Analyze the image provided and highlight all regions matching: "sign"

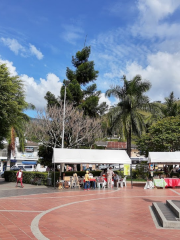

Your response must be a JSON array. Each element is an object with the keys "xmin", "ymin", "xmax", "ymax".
[
  {"xmin": 25, "ymin": 147, "xmax": 34, "ymax": 152},
  {"xmin": 124, "ymin": 164, "xmax": 130, "ymax": 175}
]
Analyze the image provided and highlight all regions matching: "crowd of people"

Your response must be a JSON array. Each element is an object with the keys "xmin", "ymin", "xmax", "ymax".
[{"xmin": 83, "ymin": 167, "xmax": 121, "ymax": 190}]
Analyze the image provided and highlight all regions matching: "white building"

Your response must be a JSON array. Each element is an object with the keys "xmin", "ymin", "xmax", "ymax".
[
  {"xmin": 0, "ymin": 145, "xmax": 7, "ymax": 172},
  {"xmin": 0, "ymin": 139, "xmax": 46, "ymax": 172}
]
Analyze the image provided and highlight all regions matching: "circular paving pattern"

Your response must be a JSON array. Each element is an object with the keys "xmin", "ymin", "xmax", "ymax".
[{"xmin": 1, "ymin": 182, "xmax": 180, "ymax": 239}]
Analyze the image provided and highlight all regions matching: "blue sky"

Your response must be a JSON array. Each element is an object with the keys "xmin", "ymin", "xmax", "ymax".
[{"xmin": 1, "ymin": 0, "xmax": 180, "ymax": 117}]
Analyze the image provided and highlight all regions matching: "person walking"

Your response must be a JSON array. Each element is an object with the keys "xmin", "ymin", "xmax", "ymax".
[
  {"xmin": 84, "ymin": 170, "xmax": 90, "ymax": 191},
  {"xmin": 16, "ymin": 169, "xmax": 24, "ymax": 188},
  {"xmin": 107, "ymin": 167, "xmax": 114, "ymax": 188}
]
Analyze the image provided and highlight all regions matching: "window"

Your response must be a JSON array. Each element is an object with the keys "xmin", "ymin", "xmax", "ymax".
[{"xmin": 24, "ymin": 166, "xmax": 33, "ymax": 169}]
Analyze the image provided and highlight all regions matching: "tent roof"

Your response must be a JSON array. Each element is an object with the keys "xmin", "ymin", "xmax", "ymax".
[
  {"xmin": 52, "ymin": 149, "xmax": 131, "ymax": 164},
  {"xmin": 148, "ymin": 152, "xmax": 180, "ymax": 164}
]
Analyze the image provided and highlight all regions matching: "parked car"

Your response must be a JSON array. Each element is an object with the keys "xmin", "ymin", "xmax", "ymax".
[
  {"xmin": 0, "ymin": 171, "xmax": 4, "ymax": 178},
  {"xmin": 10, "ymin": 166, "xmax": 26, "ymax": 171},
  {"xmin": 98, "ymin": 164, "xmax": 108, "ymax": 170},
  {"xmin": 109, "ymin": 164, "xmax": 120, "ymax": 169}
]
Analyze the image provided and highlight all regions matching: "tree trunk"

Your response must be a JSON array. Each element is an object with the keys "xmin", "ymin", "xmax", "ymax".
[
  {"xmin": 127, "ymin": 129, "xmax": 131, "ymax": 157},
  {"xmin": 6, "ymin": 145, "xmax": 11, "ymax": 170},
  {"xmin": 60, "ymin": 163, "xmax": 65, "ymax": 180}
]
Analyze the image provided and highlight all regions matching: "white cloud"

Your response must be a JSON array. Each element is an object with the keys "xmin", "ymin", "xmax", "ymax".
[
  {"xmin": 1, "ymin": 37, "xmax": 25, "ymax": 55},
  {"xmin": 99, "ymin": 93, "xmax": 111, "ymax": 107},
  {"xmin": 61, "ymin": 24, "xmax": 84, "ymax": 44},
  {"xmin": 1, "ymin": 37, "xmax": 44, "ymax": 60},
  {"xmin": 138, "ymin": 0, "xmax": 180, "ymax": 22},
  {"xmin": 132, "ymin": 0, "xmax": 180, "ymax": 38},
  {"xmin": 21, "ymin": 73, "xmax": 62, "ymax": 108},
  {"xmin": 121, "ymin": 51, "xmax": 180, "ymax": 102},
  {"xmin": 0, "ymin": 58, "xmax": 62, "ymax": 108},
  {"xmin": 0, "ymin": 58, "xmax": 18, "ymax": 76},
  {"xmin": 29, "ymin": 44, "xmax": 44, "ymax": 60},
  {"xmin": 89, "ymin": 0, "xmax": 180, "ymax": 101}
]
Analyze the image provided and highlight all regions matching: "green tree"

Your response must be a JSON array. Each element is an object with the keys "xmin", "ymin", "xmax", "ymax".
[
  {"xmin": 46, "ymin": 46, "xmax": 108, "ymax": 118},
  {"xmin": 105, "ymin": 75, "xmax": 154, "ymax": 157},
  {"xmin": 64, "ymin": 46, "xmax": 107, "ymax": 117},
  {"xmin": 161, "ymin": 91, "xmax": 180, "ymax": 117},
  {"xmin": 79, "ymin": 83, "xmax": 108, "ymax": 117},
  {"xmin": 60, "ymin": 79, "xmax": 83, "ymax": 107},
  {"xmin": 7, "ymin": 112, "xmax": 31, "ymax": 169},
  {"xmin": 38, "ymin": 145, "xmax": 53, "ymax": 167},
  {"xmin": 66, "ymin": 46, "xmax": 99, "ymax": 85},
  {"xmin": 0, "ymin": 64, "xmax": 33, "ymax": 169},
  {"xmin": 44, "ymin": 91, "xmax": 59, "ymax": 108},
  {"xmin": 0, "ymin": 64, "xmax": 29, "ymax": 145},
  {"xmin": 136, "ymin": 116, "xmax": 180, "ymax": 156}
]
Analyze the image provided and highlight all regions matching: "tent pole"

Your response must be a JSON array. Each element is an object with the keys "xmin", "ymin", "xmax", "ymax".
[
  {"xmin": 54, "ymin": 162, "xmax": 55, "ymax": 189},
  {"xmin": 131, "ymin": 164, "xmax": 133, "ymax": 189}
]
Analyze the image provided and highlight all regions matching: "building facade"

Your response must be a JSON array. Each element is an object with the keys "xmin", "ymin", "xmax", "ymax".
[{"xmin": 0, "ymin": 139, "xmax": 46, "ymax": 172}]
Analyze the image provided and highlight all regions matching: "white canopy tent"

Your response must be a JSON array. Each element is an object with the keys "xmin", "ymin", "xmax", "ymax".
[
  {"xmin": 52, "ymin": 148, "xmax": 131, "ymax": 164},
  {"xmin": 148, "ymin": 152, "xmax": 180, "ymax": 164}
]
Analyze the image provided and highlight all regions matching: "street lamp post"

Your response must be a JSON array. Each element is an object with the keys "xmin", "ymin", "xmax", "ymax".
[
  {"xmin": 60, "ymin": 86, "xmax": 66, "ymax": 178},
  {"xmin": 62, "ymin": 86, "xmax": 66, "ymax": 149}
]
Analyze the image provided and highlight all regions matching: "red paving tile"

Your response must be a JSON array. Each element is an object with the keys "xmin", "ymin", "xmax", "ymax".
[{"xmin": 0, "ymin": 185, "xmax": 180, "ymax": 239}]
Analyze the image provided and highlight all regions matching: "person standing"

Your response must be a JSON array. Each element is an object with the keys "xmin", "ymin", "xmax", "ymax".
[
  {"xmin": 113, "ymin": 173, "xmax": 119, "ymax": 187},
  {"xmin": 84, "ymin": 170, "xmax": 90, "ymax": 191},
  {"xmin": 107, "ymin": 167, "xmax": 114, "ymax": 188},
  {"xmin": 89, "ymin": 164, "xmax": 92, "ymax": 171},
  {"xmin": 16, "ymin": 169, "xmax": 24, "ymax": 188}
]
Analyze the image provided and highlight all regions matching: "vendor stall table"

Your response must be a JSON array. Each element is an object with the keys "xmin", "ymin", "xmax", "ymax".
[
  {"xmin": 83, "ymin": 178, "xmax": 96, "ymax": 189},
  {"xmin": 153, "ymin": 179, "xmax": 167, "ymax": 188},
  {"xmin": 164, "ymin": 178, "xmax": 180, "ymax": 188},
  {"xmin": 83, "ymin": 178, "xmax": 96, "ymax": 182}
]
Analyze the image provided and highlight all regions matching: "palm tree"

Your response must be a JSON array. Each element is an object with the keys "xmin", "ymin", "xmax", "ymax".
[
  {"xmin": 105, "ymin": 75, "xmax": 154, "ymax": 157},
  {"xmin": 161, "ymin": 92, "xmax": 180, "ymax": 117},
  {"xmin": 6, "ymin": 112, "xmax": 32, "ymax": 170}
]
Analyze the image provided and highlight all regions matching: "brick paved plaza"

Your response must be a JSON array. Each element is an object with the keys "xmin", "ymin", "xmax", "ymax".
[{"xmin": 0, "ymin": 180, "xmax": 180, "ymax": 240}]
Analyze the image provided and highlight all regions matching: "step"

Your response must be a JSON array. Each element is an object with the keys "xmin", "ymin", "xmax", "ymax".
[
  {"xmin": 152, "ymin": 202, "xmax": 180, "ymax": 228},
  {"xmin": 166, "ymin": 200, "xmax": 180, "ymax": 219}
]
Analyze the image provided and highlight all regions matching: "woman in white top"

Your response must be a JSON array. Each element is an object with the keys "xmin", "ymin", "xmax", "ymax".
[{"xmin": 16, "ymin": 169, "xmax": 24, "ymax": 188}]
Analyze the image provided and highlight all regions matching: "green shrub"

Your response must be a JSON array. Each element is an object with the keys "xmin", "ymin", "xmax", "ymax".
[
  {"xmin": 4, "ymin": 171, "xmax": 16, "ymax": 182},
  {"xmin": 4, "ymin": 171, "xmax": 49, "ymax": 185},
  {"xmin": 51, "ymin": 171, "xmax": 60, "ymax": 184},
  {"xmin": 170, "ymin": 172, "xmax": 180, "ymax": 178},
  {"xmin": 114, "ymin": 170, "xmax": 124, "ymax": 178}
]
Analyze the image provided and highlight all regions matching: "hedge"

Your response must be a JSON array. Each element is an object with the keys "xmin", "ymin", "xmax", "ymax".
[
  {"xmin": 170, "ymin": 172, "xmax": 180, "ymax": 178},
  {"xmin": 4, "ymin": 171, "xmax": 49, "ymax": 185},
  {"xmin": 4, "ymin": 169, "xmax": 157, "ymax": 185}
]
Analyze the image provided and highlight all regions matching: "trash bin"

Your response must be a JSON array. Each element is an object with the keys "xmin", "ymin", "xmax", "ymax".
[{"xmin": 47, "ymin": 178, "xmax": 52, "ymax": 186}]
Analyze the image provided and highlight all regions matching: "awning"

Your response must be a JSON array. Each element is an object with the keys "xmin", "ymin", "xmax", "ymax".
[
  {"xmin": 22, "ymin": 161, "xmax": 37, "ymax": 165},
  {"xmin": 11, "ymin": 159, "xmax": 17, "ymax": 163},
  {"xmin": 148, "ymin": 152, "xmax": 180, "ymax": 164},
  {"xmin": 52, "ymin": 149, "xmax": 131, "ymax": 164}
]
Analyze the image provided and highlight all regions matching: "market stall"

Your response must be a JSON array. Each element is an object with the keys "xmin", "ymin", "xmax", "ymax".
[
  {"xmin": 53, "ymin": 148, "xmax": 131, "ymax": 164},
  {"xmin": 52, "ymin": 148, "xmax": 131, "ymax": 188},
  {"xmin": 148, "ymin": 152, "xmax": 180, "ymax": 188},
  {"xmin": 148, "ymin": 152, "xmax": 180, "ymax": 165}
]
